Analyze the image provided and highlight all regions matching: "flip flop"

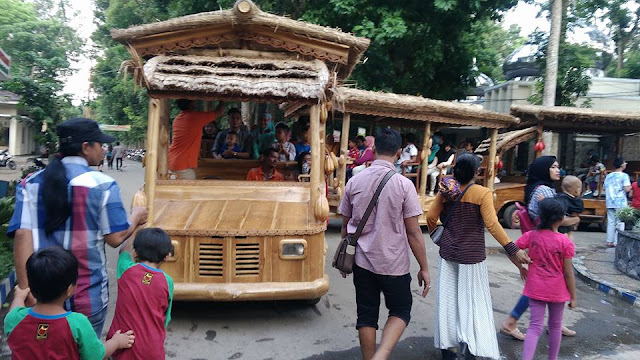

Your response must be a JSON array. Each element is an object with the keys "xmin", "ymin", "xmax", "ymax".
[
  {"xmin": 545, "ymin": 326, "xmax": 576, "ymax": 337},
  {"xmin": 500, "ymin": 327, "xmax": 525, "ymax": 340}
]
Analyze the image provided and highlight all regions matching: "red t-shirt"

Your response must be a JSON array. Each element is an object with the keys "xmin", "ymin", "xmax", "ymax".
[
  {"xmin": 107, "ymin": 253, "xmax": 173, "ymax": 360},
  {"xmin": 168, "ymin": 110, "xmax": 220, "ymax": 171},
  {"xmin": 632, "ymin": 182, "xmax": 640, "ymax": 209}
]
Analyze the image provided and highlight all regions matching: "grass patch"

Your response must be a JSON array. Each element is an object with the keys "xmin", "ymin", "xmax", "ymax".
[{"xmin": 0, "ymin": 225, "xmax": 13, "ymax": 279}]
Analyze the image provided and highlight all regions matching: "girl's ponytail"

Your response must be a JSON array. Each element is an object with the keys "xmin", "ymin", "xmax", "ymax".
[{"xmin": 42, "ymin": 155, "xmax": 71, "ymax": 234}]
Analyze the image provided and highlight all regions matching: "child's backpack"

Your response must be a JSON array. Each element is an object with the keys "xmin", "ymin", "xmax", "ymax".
[{"xmin": 515, "ymin": 202, "xmax": 539, "ymax": 234}]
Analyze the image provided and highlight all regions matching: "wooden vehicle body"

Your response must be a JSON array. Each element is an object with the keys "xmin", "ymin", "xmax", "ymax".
[
  {"xmin": 493, "ymin": 104, "xmax": 640, "ymax": 230},
  {"xmin": 112, "ymin": 0, "xmax": 370, "ymax": 301},
  {"xmin": 283, "ymin": 87, "xmax": 521, "ymax": 225}
]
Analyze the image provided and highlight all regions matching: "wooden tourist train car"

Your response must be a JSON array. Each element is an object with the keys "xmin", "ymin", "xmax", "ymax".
[
  {"xmin": 111, "ymin": 0, "xmax": 370, "ymax": 302},
  {"xmin": 477, "ymin": 104, "xmax": 640, "ymax": 230},
  {"xmin": 283, "ymin": 87, "xmax": 521, "ymax": 225}
]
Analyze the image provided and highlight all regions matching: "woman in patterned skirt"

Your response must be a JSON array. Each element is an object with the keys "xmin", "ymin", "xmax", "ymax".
[{"xmin": 427, "ymin": 154, "xmax": 531, "ymax": 359}]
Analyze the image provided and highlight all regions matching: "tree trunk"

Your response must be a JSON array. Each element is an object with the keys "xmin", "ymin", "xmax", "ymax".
[
  {"xmin": 543, "ymin": 0, "xmax": 564, "ymax": 107},
  {"xmin": 617, "ymin": 34, "xmax": 625, "ymax": 71}
]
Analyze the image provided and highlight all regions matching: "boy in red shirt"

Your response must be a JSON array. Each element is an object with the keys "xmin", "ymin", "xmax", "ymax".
[
  {"xmin": 107, "ymin": 228, "xmax": 174, "ymax": 359},
  {"xmin": 4, "ymin": 247, "xmax": 134, "ymax": 360}
]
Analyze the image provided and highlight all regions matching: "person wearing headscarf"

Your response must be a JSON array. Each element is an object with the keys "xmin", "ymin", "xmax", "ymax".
[
  {"xmin": 352, "ymin": 136, "xmax": 375, "ymax": 176},
  {"xmin": 427, "ymin": 141, "xmax": 455, "ymax": 196},
  {"xmin": 501, "ymin": 155, "xmax": 578, "ymax": 340}
]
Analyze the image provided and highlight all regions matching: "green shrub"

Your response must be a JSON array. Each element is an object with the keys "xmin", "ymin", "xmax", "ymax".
[
  {"xmin": 0, "ymin": 196, "xmax": 15, "ymax": 225},
  {"xmin": 616, "ymin": 207, "xmax": 640, "ymax": 223},
  {"xmin": 0, "ymin": 226, "xmax": 13, "ymax": 279}
]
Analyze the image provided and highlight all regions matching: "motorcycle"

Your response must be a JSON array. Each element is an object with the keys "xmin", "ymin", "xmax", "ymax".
[
  {"xmin": 26, "ymin": 157, "xmax": 47, "ymax": 171},
  {"xmin": 0, "ymin": 149, "xmax": 16, "ymax": 170}
]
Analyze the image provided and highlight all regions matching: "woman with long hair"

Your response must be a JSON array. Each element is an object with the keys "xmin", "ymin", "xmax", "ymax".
[
  {"xmin": 501, "ymin": 156, "xmax": 578, "ymax": 340},
  {"xmin": 7, "ymin": 118, "xmax": 148, "ymax": 336},
  {"xmin": 427, "ymin": 154, "xmax": 530, "ymax": 359}
]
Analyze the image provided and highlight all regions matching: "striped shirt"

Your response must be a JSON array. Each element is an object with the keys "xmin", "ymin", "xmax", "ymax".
[
  {"xmin": 528, "ymin": 185, "xmax": 556, "ymax": 220},
  {"xmin": 7, "ymin": 156, "xmax": 130, "ymax": 317},
  {"xmin": 426, "ymin": 184, "xmax": 519, "ymax": 264}
]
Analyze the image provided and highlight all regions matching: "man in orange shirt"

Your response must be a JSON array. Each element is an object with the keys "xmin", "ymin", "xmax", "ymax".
[
  {"xmin": 246, "ymin": 148, "xmax": 284, "ymax": 181},
  {"xmin": 168, "ymin": 99, "xmax": 225, "ymax": 179}
]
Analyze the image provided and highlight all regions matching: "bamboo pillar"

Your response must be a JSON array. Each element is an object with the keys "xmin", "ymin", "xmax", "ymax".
[
  {"xmin": 616, "ymin": 134, "xmax": 623, "ymax": 158},
  {"xmin": 337, "ymin": 113, "xmax": 351, "ymax": 206},
  {"xmin": 487, "ymin": 128, "xmax": 498, "ymax": 191},
  {"xmin": 157, "ymin": 99, "xmax": 170, "ymax": 179},
  {"xmin": 419, "ymin": 121, "xmax": 432, "ymax": 197},
  {"xmin": 309, "ymin": 104, "xmax": 322, "ymax": 222},
  {"xmin": 145, "ymin": 98, "xmax": 161, "ymax": 223}
]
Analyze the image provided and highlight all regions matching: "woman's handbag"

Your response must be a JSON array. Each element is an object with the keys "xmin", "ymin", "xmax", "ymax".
[
  {"xmin": 429, "ymin": 184, "xmax": 474, "ymax": 246},
  {"xmin": 332, "ymin": 170, "xmax": 396, "ymax": 274}
]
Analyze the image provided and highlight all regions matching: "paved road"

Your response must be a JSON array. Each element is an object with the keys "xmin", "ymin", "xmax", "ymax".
[{"xmin": 6, "ymin": 161, "xmax": 639, "ymax": 359}]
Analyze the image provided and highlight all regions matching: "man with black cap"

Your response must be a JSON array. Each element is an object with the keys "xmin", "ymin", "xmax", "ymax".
[{"xmin": 7, "ymin": 117, "xmax": 148, "ymax": 336}]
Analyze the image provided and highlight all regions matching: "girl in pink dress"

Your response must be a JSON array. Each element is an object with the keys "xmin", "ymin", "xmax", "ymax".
[{"xmin": 517, "ymin": 198, "xmax": 577, "ymax": 360}]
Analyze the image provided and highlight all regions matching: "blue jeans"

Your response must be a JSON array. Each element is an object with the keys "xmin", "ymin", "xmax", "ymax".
[
  {"xmin": 88, "ymin": 307, "xmax": 108, "ymax": 337},
  {"xmin": 510, "ymin": 295, "xmax": 529, "ymax": 320}
]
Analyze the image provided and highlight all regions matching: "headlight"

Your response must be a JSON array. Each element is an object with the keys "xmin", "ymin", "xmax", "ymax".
[{"xmin": 279, "ymin": 239, "xmax": 307, "ymax": 259}]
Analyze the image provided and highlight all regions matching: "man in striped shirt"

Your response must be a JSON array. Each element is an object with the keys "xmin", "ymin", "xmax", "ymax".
[{"xmin": 8, "ymin": 118, "xmax": 148, "ymax": 336}]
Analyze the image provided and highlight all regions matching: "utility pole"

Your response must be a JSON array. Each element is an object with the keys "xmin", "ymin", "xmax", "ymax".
[{"xmin": 543, "ymin": 0, "xmax": 563, "ymax": 106}]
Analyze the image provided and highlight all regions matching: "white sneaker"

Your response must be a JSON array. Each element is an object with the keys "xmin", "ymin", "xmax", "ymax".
[
  {"xmin": 428, "ymin": 191, "xmax": 435, "ymax": 197},
  {"xmin": 593, "ymin": 190, "xmax": 599, "ymax": 196},
  {"xmin": 583, "ymin": 190, "xmax": 592, "ymax": 196}
]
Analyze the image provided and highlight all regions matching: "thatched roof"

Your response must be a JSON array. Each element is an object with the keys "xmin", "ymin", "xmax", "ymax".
[
  {"xmin": 330, "ymin": 88, "xmax": 520, "ymax": 128},
  {"xmin": 510, "ymin": 104, "xmax": 640, "ymax": 133},
  {"xmin": 143, "ymin": 55, "xmax": 329, "ymax": 102},
  {"xmin": 111, "ymin": 0, "xmax": 369, "ymax": 82},
  {"xmin": 475, "ymin": 127, "xmax": 537, "ymax": 154}
]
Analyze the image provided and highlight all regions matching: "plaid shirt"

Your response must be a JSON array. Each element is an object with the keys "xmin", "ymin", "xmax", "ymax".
[{"xmin": 7, "ymin": 156, "xmax": 130, "ymax": 317}]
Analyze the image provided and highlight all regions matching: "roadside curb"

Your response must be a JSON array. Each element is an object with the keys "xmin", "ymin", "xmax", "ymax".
[
  {"xmin": 573, "ymin": 257, "xmax": 640, "ymax": 307},
  {"xmin": 0, "ymin": 269, "xmax": 16, "ymax": 305}
]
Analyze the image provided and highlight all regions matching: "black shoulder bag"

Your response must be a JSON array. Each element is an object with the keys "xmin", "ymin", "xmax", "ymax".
[
  {"xmin": 429, "ymin": 184, "xmax": 474, "ymax": 246},
  {"xmin": 332, "ymin": 170, "xmax": 396, "ymax": 274}
]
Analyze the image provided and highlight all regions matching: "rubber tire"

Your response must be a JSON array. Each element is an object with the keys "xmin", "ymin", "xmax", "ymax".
[
  {"xmin": 502, "ymin": 204, "xmax": 518, "ymax": 229},
  {"xmin": 304, "ymin": 297, "xmax": 322, "ymax": 306},
  {"xmin": 8, "ymin": 160, "xmax": 16, "ymax": 170}
]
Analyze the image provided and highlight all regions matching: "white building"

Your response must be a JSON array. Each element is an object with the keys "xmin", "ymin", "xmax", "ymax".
[{"xmin": 0, "ymin": 90, "xmax": 36, "ymax": 155}]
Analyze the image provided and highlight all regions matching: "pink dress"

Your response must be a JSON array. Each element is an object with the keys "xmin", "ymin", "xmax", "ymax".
[{"xmin": 516, "ymin": 230, "xmax": 575, "ymax": 302}]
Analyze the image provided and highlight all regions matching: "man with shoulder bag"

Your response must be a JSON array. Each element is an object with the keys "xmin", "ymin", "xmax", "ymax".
[{"xmin": 337, "ymin": 128, "xmax": 430, "ymax": 360}]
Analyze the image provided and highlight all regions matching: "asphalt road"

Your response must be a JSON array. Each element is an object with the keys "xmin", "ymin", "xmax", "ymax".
[{"xmin": 6, "ymin": 160, "xmax": 640, "ymax": 360}]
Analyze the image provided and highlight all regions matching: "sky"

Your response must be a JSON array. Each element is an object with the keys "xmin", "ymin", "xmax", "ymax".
[{"xmin": 59, "ymin": 0, "xmax": 606, "ymax": 105}]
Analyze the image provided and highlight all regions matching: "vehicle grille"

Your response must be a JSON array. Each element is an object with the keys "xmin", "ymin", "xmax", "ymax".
[
  {"xmin": 198, "ymin": 243, "xmax": 223, "ymax": 277},
  {"xmin": 235, "ymin": 243, "xmax": 260, "ymax": 276}
]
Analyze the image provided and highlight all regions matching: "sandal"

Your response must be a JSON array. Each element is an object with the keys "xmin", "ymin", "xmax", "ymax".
[
  {"xmin": 545, "ymin": 326, "xmax": 577, "ymax": 337},
  {"xmin": 500, "ymin": 326, "xmax": 525, "ymax": 340}
]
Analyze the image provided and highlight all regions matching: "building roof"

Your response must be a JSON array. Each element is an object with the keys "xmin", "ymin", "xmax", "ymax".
[
  {"xmin": 475, "ymin": 127, "xmax": 537, "ymax": 154},
  {"xmin": 510, "ymin": 104, "xmax": 640, "ymax": 133},
  {"xmin": 329, "ymin": 87, "xmax": 520, "ymax": 128},
  {"xmin": 111, "ymin": 0, "xmax": 370, "ymax": 83},
  {"xmin": 143, "ymin": 55, "xmax": 330, "ymax": 102},
  {"xmin": 0, "ymin": 90, "xmax": 19, "ymax": 103}
]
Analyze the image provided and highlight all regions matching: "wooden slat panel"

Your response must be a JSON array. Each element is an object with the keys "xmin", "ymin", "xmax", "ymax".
[
  {"xmin": 216, "ymin": 201, "xmax": 254, "ymax": 230},
  {"xmin": 274, "ymin": 202, "xmax": 309, "ymax": 229},
  {"xmin": 241, "ymin": 201, "xmax": 277, "ymax": 230},
  {"xmin": 184, "ymin": 200, "xmax": 227, "ymax": 231},
  {"xmin": 153, "ymin": 201, "xmax": 198, "ymax": 231}
]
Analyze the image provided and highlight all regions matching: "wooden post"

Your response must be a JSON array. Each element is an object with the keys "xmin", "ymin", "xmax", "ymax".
[
  {"xmin": 338, "ymin": 113, "xmax": 351, "ymax": 205},
  {"xmin": 145, "ymin": 98, "xmax": 161, "ymax": 223},
  {"xmin": 487, "ymin": 128, "xmax": 498, "ymax": 191},
  {"xmin": 616, "ymin": 134, "xmax": 623, "ymax": 157},
  {"xmin": 309, "ymin": 104, "xmax": 322, "ymax": 222},
  {"xmin": 419, "ymin": 121, "xmax": 432, "ymax": 197},
  {"xmin": 157, "ymin": 99, "xmax": 170, "ymax": 179}
]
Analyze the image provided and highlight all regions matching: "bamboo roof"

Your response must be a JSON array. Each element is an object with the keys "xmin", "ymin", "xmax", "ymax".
[
  {"xmin": 330, "ymin": 88, "xmax": 520, "ymax": 128},
  {"xmin": 111, "ymin": 0, "xmax": 370, "ymax": 82},
  {"xmin": 143, "ymin": 55, "xmax": 329, "ymax": 102},
  {"xmin": 474, "ymin": 127, "xmax": 537, "ymax": 154},
  {"xmin": 510, "ymin": 104, "xmax": 640, "ymax": 133}
]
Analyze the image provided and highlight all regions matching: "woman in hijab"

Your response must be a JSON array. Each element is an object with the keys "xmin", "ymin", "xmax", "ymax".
[
  {"xmin": 501, "ymin": 155, "xmax": 578, "ymax": 340},
  {"xmin": 428, "ymin": 141, "xmax": 455, "ymax": 196},
  {"xmin": 351, "ymin": 135, "xmax": 375, "ymax": 176}
]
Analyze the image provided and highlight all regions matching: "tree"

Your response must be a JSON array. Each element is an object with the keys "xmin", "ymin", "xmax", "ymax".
[
  {"xmin": 465, "ymin": 22, "xmax": 526, "ymax": 83},
  {"xmin": 0, "ymin": 0, "xmax": 82, "ymax": 151}
]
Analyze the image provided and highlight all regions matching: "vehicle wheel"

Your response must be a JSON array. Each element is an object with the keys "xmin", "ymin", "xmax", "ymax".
[
  {"xmin": 304, "ymin": 297, "xmax": 322, "ymax": 306},
  {"xmin": 502, "ymin": 204, "xmax": 518, "ymax": 229},
  {"xmin": 8, "ymin": 160, "xmax": 16, "ymax": 170}
]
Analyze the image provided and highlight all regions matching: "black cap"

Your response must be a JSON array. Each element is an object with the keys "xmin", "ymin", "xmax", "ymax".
[{"xmin": 57, "ymin": 118, "xmax": 116, "ymax": 145}]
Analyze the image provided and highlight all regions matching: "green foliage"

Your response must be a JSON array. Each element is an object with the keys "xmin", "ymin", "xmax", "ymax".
[
  {"xmin": 466, "ymin": 22, "xmax": 526, "ymax": 83},
  {"xmin": 0, "ymin": 0, "xmax": 82, "ymax": 150},
  {"xmin": 527, "ymin": 31, "xmax": 595, "ymax": 107},
  {"xmin": 616, "ymin": 207, "xmax": 640, "ymax": 223},
  {"xmin": 0, "ymin": 226, "xmax": 13, "ymax": 280},
  {"xmin": 0, "ymin": 197, "xmax": 15, "ymax": 225}
]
